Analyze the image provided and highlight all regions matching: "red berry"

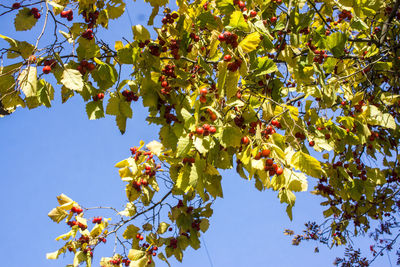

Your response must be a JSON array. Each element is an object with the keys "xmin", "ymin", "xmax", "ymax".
[
  {"xmin": 238, "ymin": 1, "xmax": 246, "ymax": 9},
  {"xmin": 61, "ymin": 10, "xmax": 69, "ymax": 17},
  {"xmin": 250, "ymin": 10, "xmax": 257, "ymax": 17},
  {"xmin": 261, "ymin": 149, "xmax": 270, "ymax": 157},
  {"xmin": 199, "ymin": 95, "xmax": 207, "ymax": 103},
  {"xmin": 276, "ymin": 167, "xmax": 283, "ymax": 175},
  {"xmin": 223, "ymin": 54, "xmax": 232, "ymax": 62},
  {"xmin": 200, "ymin": 88, "xmax": 208, "ymax": 95},
  {"xmin": 309, "ymin": 140, "xmax": 315, "ymax": 147},
  {"xmin": 97, "ymin": 93, "xmax": 104, "ymax": 100},
  {"xmin": 12, "ymin": 2, "xmax": 21, "ymax": 9},
  {"xmin": 218, "ymin": 34, "xmax": 225, "ymax": 42},
  {"xmin": 209, "ymin": 126, "xmax": 217, "ymax": 134},
  {"xmin": 202, "ymin": 124, "xmax": 210, "ymax": 131},
  {"xmin": 196, "ymin": 127, "xmax": 204, "ymax": 135},
  {"xmin": 241, "ymin": 136, "xmax": 249, "ymax": 145},
  {"xmin": 42, "ymin": 65, "xmax": 51, "ymax": 74},
  {"xmin": 270, "ymin": 16, "xmax": 277, "ymax": 23},
  {"xmin": 33, "ymin": 12, "xmax": 41, "ymax": 19},
  {"xmin": 161, "ymin": 81, "xmax": 168, "ymax": 87}
]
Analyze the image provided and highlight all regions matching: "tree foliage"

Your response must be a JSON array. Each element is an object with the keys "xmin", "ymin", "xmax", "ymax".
[{"xmin": 1, "ymin": 0, "xmax": 400, "ymax": 265}]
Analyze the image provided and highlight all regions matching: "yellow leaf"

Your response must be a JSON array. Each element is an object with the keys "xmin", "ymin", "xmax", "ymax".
[
  {"xmin": 239, "ymin": 32, "xmax": 261, "ymax": 53},
  {"xmin": 48, "ymin": 207, "xmax": 68, "ymax": 223}
]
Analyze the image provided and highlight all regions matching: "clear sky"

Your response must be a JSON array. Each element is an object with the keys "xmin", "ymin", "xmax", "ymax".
[{"xmin": 0, "ymin": 1, "xmax": 393, "ymax": 266}]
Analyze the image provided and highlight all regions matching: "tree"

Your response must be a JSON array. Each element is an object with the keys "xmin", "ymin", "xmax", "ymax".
[{"xmin": 1, "ymin": 0, "xmax": 400, "ymax": 266}]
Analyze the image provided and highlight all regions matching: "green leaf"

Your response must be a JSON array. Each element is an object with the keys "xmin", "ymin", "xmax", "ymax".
[
  {"xmin": 351, "ymin": 17, "xmax": 368, "ymax": 30},
  {"xmin": 157, "ymin": 222, "xmax": 170, "ymax": 234},
  {"xmin": 17, "ymin": 67, "xmax": 37, "ymax": 97},
  {"xmin": 14, "ymin": 8, "xmax": 38, "ymax": 31},
  {"xmin": 117, "ymin": 46, "xmax": 139, "ymax": 64},
  {"xmin": 177, "ymin": 135, "xmax": 192, "ymax": 157},
  {"xmin": 86, "ymin": 101, "xmax": 105, "ymax": 120},
  {"xmin": 291, "ymin": 151, "xmax": 322, "ymax": 178},
  {"xmin": 73, "ymin": 251, "xmax": 87, "ymax": 267},
  {"xmin": 197, "ymin": 11, "xmax": 219, "ymax": 29},
  {"xmin": 225, "ymin": 70, "xmax": 240, "ymax": 99},
  {"xmin": 216, "ymin": 0, "xmax": 235, "ymax": 13},
  {"xmin": 229, "ymin": 11, "xmax": 249, "ymax": 31},
  {"xmin": 61, "ymin": 69, "xmax": 84, "ymax": 91},
  {"xmin": 239, "ymin": 32, "xmax": 261, "ymax": 53},
  {"xmin": 255, "ymin": 57, "xmax": 278, "ymax": 76},
  {"xmin": 326, "ymin": 32, "xmax": 347, "ymax": 57},
  {"xmin": 91, "ymin": 61, "xmax": 118, "ymax": 90},
  {"xmin": 37, "ymin": 79, "xmax": 54, "ymax": 107},
  {"xmin": 200, "ymin": 218, "xmax": 210, "ymax": 232},
  {"xmin": 132, "ymin": 25, "xmax": 151, "ymax": 41},
  {"xmin": 176, "ymin": 165, "xmax": 191, "ymax": 192},
  {"xmin": 123, "ymin": 224, "xmax": 140, "ymax": 239},
  {"xmin": 116, "ymin": 114, "xmax": 127, "ymax": 134},
  {"xmin": 221, "ymin": 126, "xmax": 242, "ymax": 147},
  {"xmin": 76, "ymin": 38, "xmax": 100, "ymax": 60},
  {"xmin": 106, "ymin": 0, "xmax": 126, "ymax": 19}
]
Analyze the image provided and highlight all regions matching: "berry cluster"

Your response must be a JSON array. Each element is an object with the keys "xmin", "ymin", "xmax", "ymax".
[
  {"xmin": 71, "ymin": 206, "xmax": 83, "ymax": 214},
  {"xmin": 81, "ymin": 29, "xmax": 94, "ymax": 40},
  {"xmin": 227, "ymin": 58, "xmax": 242, "ymax": 72},
  {"xmin": 164, "ymin": 105, "xmax": 179, "ymax": 124},
  {"xmin": 195, "ymin": 123, "xmax": 217, "ymax": 136},
  {"xmin": 60, "ymin": 10, "xmax": 73, "ymax": 21},
  {"xmin": 30, "ymin": 7, "xmax": 41, "ymax": 19},
  {"xmin": 121, "ymin": 89, "xmax": 139, "ymax": 102},
  {"xmin": 92, "ymin": 216, "xmax": 102, "ymax": 224},
  {"xmin": 182, "ymin": 157, "xmax": 195, "ymax": 164},
  {"xmin": 312, "ymin": 49, "xmax": 328, "ymax": 64},
  {"xmin": 67, "ymin": 220, "xmax": 87, "ymax": 230},
  {"xmin": 218, "ymin": 31, "xmax": 239, "ymax": 48},
  {"xmin": 77, "ymin": 60, "xmax": 95, "ymax": 75},
  {"xmin": 233, "ymin": 0, "xmax": 246, "ymax": 10},
  {"xmin": 93, "ymin": 93, "xmax": 104, "ymax": 101},
  {"xmin": 161, "ymin": 12, "xmax": 179, "ymax": 25},
  {"xmin": 264, "ymin": 158, "xmax": 284, "ymax": 176},
  {"xmin": 82, "ymin": 10, "xmax": 99, "ymax": 29}
]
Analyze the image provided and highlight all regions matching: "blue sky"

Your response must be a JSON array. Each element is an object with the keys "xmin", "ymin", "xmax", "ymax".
[{"xmin": 0, "ymin": 1, "xmax": 393, "ymax": 266}]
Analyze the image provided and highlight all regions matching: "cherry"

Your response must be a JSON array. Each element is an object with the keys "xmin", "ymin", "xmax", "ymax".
[{"xmin": 43, "ymin": 65, "xmax": 51, "ymax": 74}]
